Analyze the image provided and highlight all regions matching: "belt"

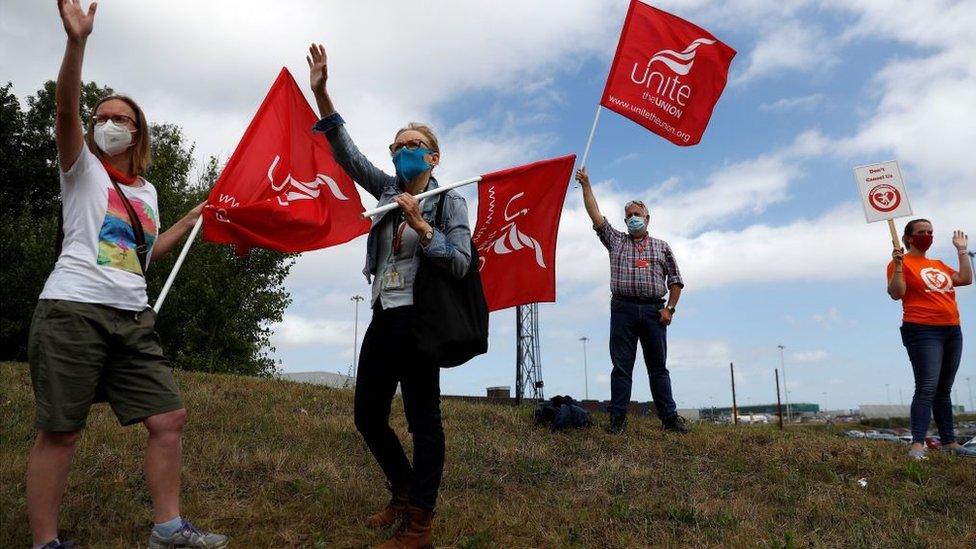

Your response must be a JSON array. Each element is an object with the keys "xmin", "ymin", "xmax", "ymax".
[{"xmin": 612, "ymin": 295, "xmax": 664, "ymax": 305}]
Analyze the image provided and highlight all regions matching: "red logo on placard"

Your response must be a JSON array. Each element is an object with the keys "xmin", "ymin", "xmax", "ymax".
[{"xmin": 868, "ymin": 184, "xmax": 901, "ymax": 212}]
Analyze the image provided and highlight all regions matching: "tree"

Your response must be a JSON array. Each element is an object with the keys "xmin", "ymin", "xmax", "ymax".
[{"xmin": 0, "ymin": 81, "xmax": 292, "ymax": 376}]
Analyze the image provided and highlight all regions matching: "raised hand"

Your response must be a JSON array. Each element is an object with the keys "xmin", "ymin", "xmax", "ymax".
[
  {"xmin": 952, "ymin": 229, "xmax": 968, "ymax": 251},
  {"xmin": 307, "ymin": 43, "xmax": 328, "ymax": 93},
  {"xmin": 575, "ymin": 167, "xmax": 590, "ymax": 187},
  {"xmin": 58, "ymin": 0, "xmax": 97, "ymax": 41}
]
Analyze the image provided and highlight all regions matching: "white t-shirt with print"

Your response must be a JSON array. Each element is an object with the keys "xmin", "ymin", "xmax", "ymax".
[{"xmin": 40, "ymin": 145, "xmax": 160, "ymax": 311}]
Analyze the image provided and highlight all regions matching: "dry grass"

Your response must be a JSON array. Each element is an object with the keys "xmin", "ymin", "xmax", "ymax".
[{"xmin": 2, "ymin": 361, "xmax": 974, "ymax": 548}]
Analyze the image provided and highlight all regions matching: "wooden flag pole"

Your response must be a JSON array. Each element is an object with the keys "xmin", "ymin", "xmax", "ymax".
[
  {"xmin": 153, "ymin": 215, "xmax": 203, "ymax": 314},
  {"xmin": 887, "ymin": 219, "xmax": 901, "ymax": 250}
]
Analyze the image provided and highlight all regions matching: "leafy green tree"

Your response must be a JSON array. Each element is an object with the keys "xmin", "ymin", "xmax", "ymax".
[{"xmin": 0, "ymin": 81, "xmax": 292, "ymax": 375}]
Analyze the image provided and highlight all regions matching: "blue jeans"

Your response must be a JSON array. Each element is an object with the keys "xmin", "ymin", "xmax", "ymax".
[
  {"xmin": 607, "ymin": 297, "xmax": 677, "ymax": 420},
  {"xmin": 900, "ymin": 323, "xmax": 963, "ymax": 444}
]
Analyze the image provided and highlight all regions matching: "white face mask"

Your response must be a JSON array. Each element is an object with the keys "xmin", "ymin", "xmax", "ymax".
[{"xmin": 93, "ymin": 120, "xmax": 135, "ymax": 156}]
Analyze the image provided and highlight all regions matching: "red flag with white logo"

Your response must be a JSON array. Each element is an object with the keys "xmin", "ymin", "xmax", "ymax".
[
  {"xmin": 472, "ymin": 154, "xmax": 576, "ymax": 312},
  {"xmin": 202, "ymin": 68, "xmax": 369, "ymax": 254},
  {"xmin": 600, "ymin": 0, "xmax": 736, "ymax": 146}
]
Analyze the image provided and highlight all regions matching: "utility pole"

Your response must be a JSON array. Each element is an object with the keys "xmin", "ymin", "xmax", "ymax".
[
  {"xmin": 730, "ymin": 362, "xmax": 739, "ymax": 425},
  {"xmin": 579, "ymin": 336, "xmax": 590, "ymax": 400},
  {"xmin": 822, "ymin": 391, "xmax": 827, "ymax": 416},
  {"xmin": 899, "ymin": 388, "xmax": 904, "ymax": 407},
  {"xmin": 775, "ymin": 369, "xmax": 783, "ymax": 430},
  {"xmin": 778, "ymin": 345, "xmax": 791, "ymax": 422},
  {"xmin": 350, "ymin": 295, "xmax": 364, "ymax": 379}
]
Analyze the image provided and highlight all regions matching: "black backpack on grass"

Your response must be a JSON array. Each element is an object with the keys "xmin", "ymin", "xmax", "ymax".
[{"xmin": 534, "ymin": 395, "xmax": 592, "ymax": 430}]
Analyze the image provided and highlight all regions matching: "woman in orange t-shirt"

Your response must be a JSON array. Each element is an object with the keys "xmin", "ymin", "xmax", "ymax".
[{"xmin": 887, "ymin": 219, "xmax": 973, "ymax": 459}]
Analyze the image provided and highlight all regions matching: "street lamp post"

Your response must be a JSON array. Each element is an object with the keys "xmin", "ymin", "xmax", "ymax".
[
  {"xmin": 778, "ymin": 345, "xmax": 791, "ymax": 422},
  {"xmin": 968, "ymin": 377, "xmax": 973, "ymax": 412},
  {"xmin": 579, "ymin": 336, "xmax": 590, "ymax": 400},
  {"xmin": 351, "ymin": 295, "xmax": 364, "ymax": 378}
]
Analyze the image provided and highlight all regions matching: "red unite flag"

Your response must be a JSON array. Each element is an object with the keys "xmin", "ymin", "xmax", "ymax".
[
  {"xmin": 472, "ymin": 154, "xmax": 576, "ymax": 312},
  {"xmin": 202, "ymin": 68, "xmax": 369, "ymax": 254},
  {"xmin": 601, "ymin": 0, "xmax": 736, "ymax": 146}
]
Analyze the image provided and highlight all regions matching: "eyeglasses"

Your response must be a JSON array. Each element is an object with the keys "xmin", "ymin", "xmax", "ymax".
[
  {"xmin": 389, "ymin": 139, "xmax": 431, "ymax": 154},
  {"xmin": 93, "ymin": 114, "xmax": 137, "ymax": 127}
]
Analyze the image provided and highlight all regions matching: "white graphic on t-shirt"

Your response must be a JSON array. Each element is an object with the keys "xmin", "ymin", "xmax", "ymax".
[{"xmin": 920, "ymin": 267, "xmax": 954, "ymax": 293}]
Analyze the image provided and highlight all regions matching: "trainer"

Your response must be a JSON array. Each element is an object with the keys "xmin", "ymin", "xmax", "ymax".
[{"xmin": 575, "ymin": 168, "xmax": 688, "ymax": 434}]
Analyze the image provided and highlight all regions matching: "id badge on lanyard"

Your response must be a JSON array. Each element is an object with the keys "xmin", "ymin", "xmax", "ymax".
[
  {"xmin": 383, "ymin": 218, "xmax": 408, "ymax": 290},
  {"xmin": 633, "ymin": 237, "xmax": 649, "ymax": 268}
]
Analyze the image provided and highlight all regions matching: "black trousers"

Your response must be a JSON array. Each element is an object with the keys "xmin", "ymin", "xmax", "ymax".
[{"xmin": 354, "ymin": 304, "xmax": 445, "ymax": 511}]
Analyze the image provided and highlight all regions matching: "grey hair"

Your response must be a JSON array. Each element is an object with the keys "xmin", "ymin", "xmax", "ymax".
[{"xmin": 625, "ymin": 200, "xmax": 648, "ymax": 216}]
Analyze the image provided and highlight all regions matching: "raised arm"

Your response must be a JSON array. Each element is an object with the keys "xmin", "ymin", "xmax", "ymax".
[
  {"xmin": 887, "ymin": 248, "xmax": 906, "ymax": 300},
  {"xmin": 951, "ymin": 230, "xmax": 972, "ymax": 286},
  {"xmin": 55, "ymin": 0, "xmax": 98, "ymax": 172},
  {"xmin": 575, "ymin": 167, "xmax": 605, "ymax": 228},
  {"xmin": 307, "ymin": 42, "xmax": 392, "ymax": 199}
]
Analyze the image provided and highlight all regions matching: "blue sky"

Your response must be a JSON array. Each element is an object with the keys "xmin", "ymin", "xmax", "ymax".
[{"xmin": 3, "ymin": 1, "xmax": 974, "ymax": 410}]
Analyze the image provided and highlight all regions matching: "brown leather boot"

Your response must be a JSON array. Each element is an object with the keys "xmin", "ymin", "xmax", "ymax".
[
  {"xmin": 365, "ymin": 486, "xmax": 410, "ymax": 529},
  {"xmin": 376, "ymin": 505, "xmax": 434, "ymax": 549}
]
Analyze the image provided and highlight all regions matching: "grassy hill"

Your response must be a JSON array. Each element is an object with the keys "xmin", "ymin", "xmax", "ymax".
[{"xmin": 2, "ymin": 362, "xmax": 974, "ymax": 548}]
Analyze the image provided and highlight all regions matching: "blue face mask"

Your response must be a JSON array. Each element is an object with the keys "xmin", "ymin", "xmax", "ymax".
[
  {"xmin": 392, "ymin": 147, "xmax": 434, "ymax": 182},
  {"xmin": 625, "ymin": 215, "xmax": 647, "ymax": 234}
]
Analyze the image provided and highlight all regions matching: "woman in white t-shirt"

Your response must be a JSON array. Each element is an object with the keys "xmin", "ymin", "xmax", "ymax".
[{"xmin": 25, "ymin": 3, "xmax": 227, "ymax": 549}]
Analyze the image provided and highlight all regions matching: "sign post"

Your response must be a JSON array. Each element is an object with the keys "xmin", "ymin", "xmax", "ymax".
[{"xmin": 852, "ymin": 160, "xmax": 913, "ymax": 249}]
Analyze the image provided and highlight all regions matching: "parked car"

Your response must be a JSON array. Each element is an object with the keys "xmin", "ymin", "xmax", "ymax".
[
  {"xmin": 877, "ymin": 433, "xmax": 901, "ymax": 442},
  {"xmin": 844, "ymin": 430, "xmax": 865, "ymax": 438},
  {"xmin": 963, "ymin": 437, "xmax": 975, "ymax": 448},
  {"xmin": 898, "ymin": 435, "xmax": 913, "ymax": 444}
]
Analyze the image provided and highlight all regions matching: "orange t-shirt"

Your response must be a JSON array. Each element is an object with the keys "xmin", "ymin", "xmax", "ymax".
[{"xmin": 887, "ymin": 255, "xmax": 959, "ymax": 326}]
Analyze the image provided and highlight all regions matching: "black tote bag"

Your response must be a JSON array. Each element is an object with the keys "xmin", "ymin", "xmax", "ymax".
[{"xmin": 412, "ymin": 194, "xmax": 489, "ymax": 367}]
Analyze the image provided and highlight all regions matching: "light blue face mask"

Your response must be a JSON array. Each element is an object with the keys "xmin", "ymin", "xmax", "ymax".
[
  {"xmin": 625, "ymin": 215, "xmax": 647, "ymax": 234},
  {"xmin": 392, "ymin": 147, "xmax": 434, "ymax": 182}
]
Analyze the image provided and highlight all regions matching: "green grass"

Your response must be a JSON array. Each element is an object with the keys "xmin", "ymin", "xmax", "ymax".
[{"xmin": 2, "ymin": 362, "xmax": 974, "ymax": 548}]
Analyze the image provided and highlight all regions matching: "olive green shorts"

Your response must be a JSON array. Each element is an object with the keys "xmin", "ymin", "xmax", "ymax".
[{"xmin": 28, "ymin": 299, "xmax": 184, "ymax": 431}]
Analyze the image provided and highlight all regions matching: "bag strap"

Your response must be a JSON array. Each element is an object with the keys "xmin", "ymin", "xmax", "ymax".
[
  {"xmin": 434, "ymin": 191, "xmax": 447, "ymax": 231},
  {"xmin": 108, "ymin": 177, "xmax": 149, "ymax": 275}
]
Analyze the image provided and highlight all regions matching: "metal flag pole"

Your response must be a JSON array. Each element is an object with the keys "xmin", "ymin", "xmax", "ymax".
[
  {"xmin": 360, "ymin": 176, "xmax": 482, "ymax": 218},
  {"xmin": 580, "ymin": 105, "xmax": 603, "ymax": 169},
  {"xmin": 153, "ymin": 216, "xmax": 204, "ymax": 314}
]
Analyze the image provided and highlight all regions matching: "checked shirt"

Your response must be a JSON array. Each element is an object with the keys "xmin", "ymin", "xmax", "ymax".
[{"xmin": 595, "ymin": 218, "xmax": 684, "ymax": 299}]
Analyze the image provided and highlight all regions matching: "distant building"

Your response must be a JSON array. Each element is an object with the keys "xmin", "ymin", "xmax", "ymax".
[
  {"xmin": 279, "ymin": 371, "xmax": 355, "ymax": 389},
  {"xmin": 859, "ymin": 404, "xmax": 964, "ymax": 418},
  {"xmin": 700, "ymin": 403, "xmax": 819, "ymax": 421}
]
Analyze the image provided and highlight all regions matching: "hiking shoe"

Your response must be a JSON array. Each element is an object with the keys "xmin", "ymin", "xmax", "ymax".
[
  {"xmin": 377, "ymin": 505, "xmax": 434, "ymax": 549},
  {"xmin": 147, "ymin": 519, "xmax": 228, "ymax": 549},
  {"xmin": 941, "ymin": 445, "xmax": 976, "ymax": 458},
  {"xmin": 38, "ymin": 540, "xmax": 77, "ymax": 549},
  {"xmin": 366, "ymin": 485, "xmax": 410, "ymax": 529},
  {"xmin": 606, "ymin": 414, "xmax": 627, "ymax": 434},
  {"xmin": 663, "ymin": 414, "xmax": 690, "ymax": 434},
  {"xmin": 908, "ymin": 446, "xmax": 927, "ymax": 461}
]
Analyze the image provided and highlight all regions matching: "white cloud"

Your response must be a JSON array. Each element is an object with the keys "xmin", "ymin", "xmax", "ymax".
[
  {"xmin": 759, "ymin": 93, "xmax": 824, "ymax": 112},
  {"xmin": 791, "ymin": 349, "xmax": 829, "ymax": 363},
  {"xmin": 733, "ymin": 22, "xmax": 836, "ymax": 84},
  {"xmin": 271, "ymin": 315, "xmax": 352, "ymax": 348}
]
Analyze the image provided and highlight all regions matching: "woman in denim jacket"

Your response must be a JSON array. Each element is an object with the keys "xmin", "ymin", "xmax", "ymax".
[{"xmin": 307, "ymin": 43, "xmax": 471, "ymax": 548}]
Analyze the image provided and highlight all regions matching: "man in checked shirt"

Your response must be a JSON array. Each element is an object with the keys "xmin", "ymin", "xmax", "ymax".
[{"xmin": 576, "ymin": 167, "xmax": 689, "ymax": 435}]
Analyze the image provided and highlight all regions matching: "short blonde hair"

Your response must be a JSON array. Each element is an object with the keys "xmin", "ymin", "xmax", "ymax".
[
  {"xmin": 85, "ymin": 94, "xmax": 152, "ymax": 175},
  {"xmin": 395, "ymin": 122, "xmax": 440, "ymax": 153}
]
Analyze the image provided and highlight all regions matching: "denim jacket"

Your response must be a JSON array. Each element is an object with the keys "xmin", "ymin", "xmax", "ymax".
[{"xmin": 313, "ymin": 113, "xmax": 472, "ymax": 284}]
